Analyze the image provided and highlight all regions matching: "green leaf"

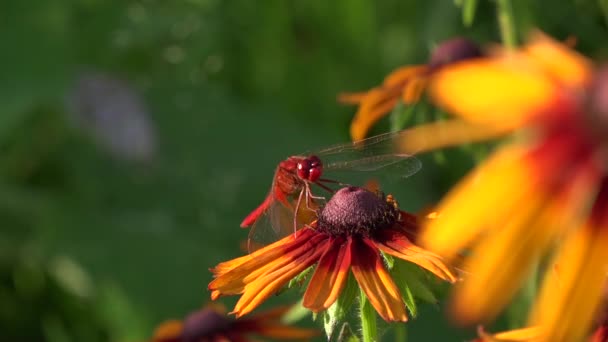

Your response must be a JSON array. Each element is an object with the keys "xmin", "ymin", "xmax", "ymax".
[
  {"xmin": 393, "ymin": 261, "xmax": 438, "ymax": 305},
  {"xmin": 323, "ymin": 274, "xmax": 358, "ymax": 340}
]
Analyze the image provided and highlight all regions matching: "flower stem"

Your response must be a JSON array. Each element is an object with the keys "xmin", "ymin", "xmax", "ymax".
[
  {"xmin": 496, "ymin": 0, "xmax": 517, "ymax": 48},
  {"xmin": 359, "ymin": 289, "xmax": 377, "ymax": 342}
]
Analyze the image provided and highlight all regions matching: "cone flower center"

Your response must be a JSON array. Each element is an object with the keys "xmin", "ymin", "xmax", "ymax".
[
  {"xmin": 181, "ymin": 308, "xmax": 231, "ymax": 340},
  {"xmin": 316, "ymin": 186, "xmax": 398, "ymax": 237}
]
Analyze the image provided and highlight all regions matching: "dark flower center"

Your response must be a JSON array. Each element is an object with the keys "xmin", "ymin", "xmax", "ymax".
[
  {"xmin": 317, "ymin": 186, "xmax": 398, "ymax": 237},
  {"xmin": 181, "ymin": 308, "xmax": 231, "ymax": 342},
  {"xmin": 428, "ymin": 37, "xmax": 482, "ymax": 70}
]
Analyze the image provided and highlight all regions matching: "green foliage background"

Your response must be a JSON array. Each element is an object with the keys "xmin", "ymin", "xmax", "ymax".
[{"xmin": 2, "ymin": 0, "xmax": 608, "ymax": 341}]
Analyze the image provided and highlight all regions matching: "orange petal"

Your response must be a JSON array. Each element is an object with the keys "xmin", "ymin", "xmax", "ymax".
[
  {"xmin": 451, "ymin": 194, "xmax": 552, "ymax": 324},
  {"xmin": 402, "ymin": 76, "xmax": 428, "ymax": 104},
  {"xmin": 419, "ymin": 145, "xmax": 530, "ymax": 260},
  {"xmin": 476, "ymin": 325, "xmax": 544, "ymax": 341},
  {"xmin": 209, "ymin": 229, "xmax": 325, "ymax": 297},
  {"xmin": 303, "ymin": 236, "xmax": 351, "ymax": 311},
  {"xmin": 152, "ymin": 320, "xmax": 183, "ymax": 341},
  {"xmin": 350, "ymin": 238, "xmax": 407, "ymax": 322},
  {"xmin": 374, "ymin": 228, "xmax": 457, "ymax": 283},
  {"xmin": 383, "ymin": 65, "xmax": 428, "ymax": 87},
  {"xmin": 530, "ymin": 226, "xmax": 608, "ymax": 342},
  {"xmin": 232, "ymin": 238, "xmax": 330, "ymax": 317},
  {"xmin": 350, "ymin": 88, "xmax": 401, "ymax": 141},
  {"xmin": 337, "ymin": 91, "xmax": 369, "ymax": 104},
  {"xmin": 429, "ymin": 58, "xmax": 556, "ymax": 129},
  {"xmin": 524, "ymin": 31, "xmax": 592, "ymax": 88},
  {"xmin": 396, "ymin": 118, "xmax": 513, "ymax": 154}
]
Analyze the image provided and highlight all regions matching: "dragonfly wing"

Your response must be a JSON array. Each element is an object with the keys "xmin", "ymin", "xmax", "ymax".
[
  {"xmin": 324, "ymin": 154, "xmax": 422, "ymax": 178},
  {"xmin": 248, "ymin": 189, "xmax": 319, "ymax": 253}
]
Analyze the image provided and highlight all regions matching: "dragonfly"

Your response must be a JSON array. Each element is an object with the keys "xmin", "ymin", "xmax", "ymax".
[{"xmin": 241, "ymin": 130, "xmax": 423, "ymax": 252}]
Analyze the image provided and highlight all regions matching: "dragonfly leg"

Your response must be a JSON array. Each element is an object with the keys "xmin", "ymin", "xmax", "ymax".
[
  {"xmin": 305, "ymin": 183, "xmax": 324, "ymax": 211},
  {"xmin": 293, "ymin": 188, "xmax": 305, "ymax": 236}
]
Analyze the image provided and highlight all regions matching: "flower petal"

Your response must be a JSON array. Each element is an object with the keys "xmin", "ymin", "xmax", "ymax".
[
  {"xmin": 419, "ymin": 145, "xmax": 530, "ymax": 260},
  {"xmin": 374, "ymin": 228, "xmax": 457, "ymax": 283},
  {"xmin": 454, "ymin": 160, "xmax": 599, "ymax": 325},
  {"xmin": 303, "ymin": 236, "xmax": 351, "ymax": 311},
  {"xmin": 530, "ymin": 225, "xmax": 608, "ymax": 342},
  {"xmin": 383, "ymin": 65, "xmax": 428, "ymax": 87},
  {"xmin": 350, "ymin": 88, "xmax": 401, "ymax": 141},
  {"xmin": 476, "ymin": 325, "xmax": 544, "ymax": 341},
  {"xmin": 350, "ymin": 237, "xmax": 407, "ymax": 322},
  {"xmin": 429, "ymin": 57, "xmax": 556, "ymax": 129},
  {"xmin": 209, "ymin": 229, "xmax": 323, "ymax": 297},
  {"xmin": 152, "ymin": 320, "xmax": 183, "ymax": 342},
  {"xmin": 451, "ymin": 195, "xmax": 553, "ymax": 324},
  {"xmin": 523, "ymin": 31, "xmax": 592, "ymax": 88},
  {"xmin": 397, "ymin": 118, "xmax": 512, "ymax": 154},
  {"xmin": 232, "ymin": 238, "xmax": 330, "ymax": 317}
]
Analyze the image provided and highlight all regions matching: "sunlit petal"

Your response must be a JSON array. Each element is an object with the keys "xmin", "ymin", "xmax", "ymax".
[
  {"xmin": 303, "ymin": 236, "xmax": 351, "ymax": 311},
  {"xmin": 430, "ymin": 58, "xmax": 555, "ymax": 129},
  {"xmin": 397, "ymin": 119, "xmax": 512, "ymax": 154},
  {"xmin": 530, "ymin": 225, "xmax": 608, "ymax": 342},
  {"xmin": 232, "ymin": 239, "xmax": 329, "ymax": 317},
  {"xmin": 524, "ymin": 31, "xmax": 592, "ymax": 88},
  {"xmin": 420, "ymin": 145, "xmax": 531, "ymax": 260},
  {"xmin": 350, "ymin": 237, "xmax": 407, "ymax": 322},
  {"xmin": 374, "ymin": 228, "xmax": 457, "ymax": 282},
  {"xmin": 476, "ymin": 325, "xmax": 544, "ymax": 341}
]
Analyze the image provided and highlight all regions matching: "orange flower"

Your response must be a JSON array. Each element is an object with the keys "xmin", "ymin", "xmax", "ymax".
[
  {"xmin": 398, "ymin": 32, "xmax": 608, "ymax": 342},
  {"xmin": 209, "ymin": 186, "xmax": 457, "ymax": 322},
  {"xmin": 151, "ymin": 305, "xmax": 318, "ymax": 342},
  {"xmin": 339, "ymin": 37, "xmax": 482, "ymax": 141}
]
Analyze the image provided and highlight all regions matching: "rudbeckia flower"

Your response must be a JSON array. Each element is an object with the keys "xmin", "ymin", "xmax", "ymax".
[
  {"xmin": 338, "ymin": 37, "xmax": 482, "ymax": 141},
  {"xmin": 150, "ymin": 304, "xmax": 318, "ymax": 342},
  {"xmin": 209, "ymin": 186, "xmax": 457, "ymax": 322},
  {"xmin": 398, "ymin": 32, "xmax": 608, "ymax": 341}
]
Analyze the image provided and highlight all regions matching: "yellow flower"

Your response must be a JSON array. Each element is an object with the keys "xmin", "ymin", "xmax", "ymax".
[
  {"xmin": 339, "ymin": 37, "xmax": 482, "ymax": 141},
  {"xmin": 209, "ymin": 186, "xmax": 457, "ymax": 322},
  {"xmin": 399, "ymin": 32, "xmax": 608, "ymax": 342}
]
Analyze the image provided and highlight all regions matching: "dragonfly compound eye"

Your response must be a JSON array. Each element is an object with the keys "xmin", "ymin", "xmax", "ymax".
[
  {"xmin": 296, "ymin": 159, "xmax": 311, "ymax": 180},
  {"xmin": 307, "ymin": 155, "xmax": 323, "ymax": 181}
]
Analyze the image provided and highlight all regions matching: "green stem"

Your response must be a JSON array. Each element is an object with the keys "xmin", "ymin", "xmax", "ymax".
[
  {"xmin": 394, "ymin": 323, "xmax": 407, "ymax": 342},
  {"xmin": 496, "ymin": 0, "xmax": 517, "ymax": 48},
  {"xmin": 359, "ymin": 289, "xmax": 377, "ymax": 342}
]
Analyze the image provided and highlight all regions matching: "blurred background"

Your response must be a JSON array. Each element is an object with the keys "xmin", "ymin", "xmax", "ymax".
[{"xmin": 2, "ymin": 0, "xmax": 608, "ymax": 340}]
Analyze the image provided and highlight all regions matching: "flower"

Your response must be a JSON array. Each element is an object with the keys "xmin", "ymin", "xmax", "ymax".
[
  {"xmin": 209, "ymin": 186, "xmax": 457, "ymax": 322},
  {"xmin": 150, "ymin": 304, "xmax": 318, "ymax": 342},
  {"xmin": 338, "ymin": 37, "xmax": 482, "ymax": 141},
  {"xmin": 397, "ymin": 32, "xmax": 608, "ymax": 341}
]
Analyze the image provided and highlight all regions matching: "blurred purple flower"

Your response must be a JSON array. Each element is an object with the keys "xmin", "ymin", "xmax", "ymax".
[{"xmin": 66, "ymin": 72, "xmax": 157, "ymax": 162}]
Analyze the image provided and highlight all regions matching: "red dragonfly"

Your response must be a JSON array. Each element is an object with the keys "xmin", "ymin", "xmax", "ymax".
[{"xmin": 241, "ymin": 130, "xmax": 422, "ymax": 251}]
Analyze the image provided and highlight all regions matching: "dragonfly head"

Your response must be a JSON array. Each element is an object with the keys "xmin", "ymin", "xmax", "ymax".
[{"xmin": 297, "ymin": 155, "xmax": 323, "ymax": 182}]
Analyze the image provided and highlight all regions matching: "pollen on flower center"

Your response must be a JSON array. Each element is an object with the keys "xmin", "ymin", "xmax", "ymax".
[{"xmin": 316, "ymin": 186, "xmax": 398, "ymax": 237}]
